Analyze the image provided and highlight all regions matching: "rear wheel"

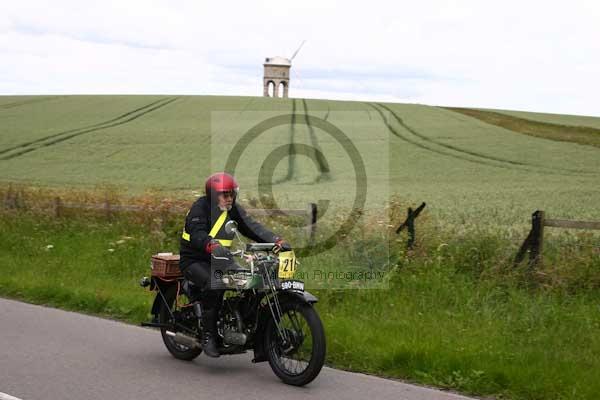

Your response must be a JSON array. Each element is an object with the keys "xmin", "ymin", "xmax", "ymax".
[
  {"xmin": 264, "ymin": 301, "xmax": 326, "ymax": 386},
  {"xmin": 159, "ymin": 284, "xmax": 203, "ymax": 361}
]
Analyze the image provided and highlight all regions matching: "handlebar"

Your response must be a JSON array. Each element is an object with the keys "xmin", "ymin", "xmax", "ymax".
[
  {"xmin": 228, "ymin": 244, "xmax": 276, "ymax": 263},
  {"xmin": 245, "ymin": 243, "xmax": 275, "ymax": 252}
]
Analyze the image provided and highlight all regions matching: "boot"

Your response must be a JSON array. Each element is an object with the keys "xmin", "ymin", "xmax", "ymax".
[{"xmin": 200, "ymin": 309, "xmax": 220, "ymax": 358}]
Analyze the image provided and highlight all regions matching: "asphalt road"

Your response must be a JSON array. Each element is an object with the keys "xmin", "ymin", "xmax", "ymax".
[{"xmin": 0, "ymin": 298, "xmax": 477, "ymax": 400}]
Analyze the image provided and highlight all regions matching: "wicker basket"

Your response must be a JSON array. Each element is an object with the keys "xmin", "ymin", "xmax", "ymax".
[{"xmin": 151, "ymin": 253, "xmax": 182, "ymax": 278}]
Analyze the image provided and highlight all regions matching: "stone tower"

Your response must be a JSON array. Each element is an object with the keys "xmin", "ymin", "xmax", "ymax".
[{"xmin": 263, "ymin": 56, "xmax": 291, "ymax": 98}]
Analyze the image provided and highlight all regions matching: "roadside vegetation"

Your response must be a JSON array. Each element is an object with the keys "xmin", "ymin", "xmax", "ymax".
[
  {"xmin": 1, "ymin": 187, "xmax": 598, "ymax": 400},
  {"xmin": 476, "ymin": 108, "xmax": 600, "ymax": 130}
]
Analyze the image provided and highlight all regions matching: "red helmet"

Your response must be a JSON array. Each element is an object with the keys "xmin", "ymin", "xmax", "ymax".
[{"xmin": 205, "ymin": 172, "xmax": 239, "ymax": 198}]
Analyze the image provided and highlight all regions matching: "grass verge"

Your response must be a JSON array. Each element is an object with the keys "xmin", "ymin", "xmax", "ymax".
[{"xmin": 0, "ymin": 210, "xmax": 599, "ymax": 400}]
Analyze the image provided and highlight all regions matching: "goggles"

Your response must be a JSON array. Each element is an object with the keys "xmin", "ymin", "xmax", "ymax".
[{"xmin": 218, "ymin": 190, "xmax": 236, "ymax": 199}]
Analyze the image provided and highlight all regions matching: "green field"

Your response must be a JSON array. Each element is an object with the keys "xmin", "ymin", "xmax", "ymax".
[
  {"xmin": 1, "ymin": 95, "xmax": 600, "ymax": 399},
  {"xmin": 1, "ymin": 95, "xmax": 599, "ymax": 230}
]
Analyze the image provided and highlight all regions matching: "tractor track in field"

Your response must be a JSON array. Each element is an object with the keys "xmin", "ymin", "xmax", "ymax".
[
  {"xmin": 271, "ymin": 99, "xmax": 297, "ymax": 184},
  {"xmin": 275, "ymin": 99, "xmax": 330, "ymax": 185},
  {"xmin": 380, "ymin": 103, "xmax": 599, "ymax": 176},
  {"xmin": 323, "ymin": 104, "xmax": 330, "ymax": 121},
  {"xmin": 0, "ymin": 96, "xmax": 65, "ymax": 110},
  {"xmin": 256, "ymin": 99, "xmax": 329, "ymax": 186},
  {"xmin": 286, "ymin": 99, "xmax": 298, "ymax": 181},
  {"xmin": 376, "ymin": 103, "xmax": 536, "ymax": 168},
  {"xmin": 301, "ymin": 99, "xmax": 330, "ymax": 181},
  {"xmin": 0, "ymin": 97, "xmax": 179, "ymax": 161},
  {"xmin": 368, "ymin": 102, "xmax": 525, "ymax": 172},
  {"xmin": 391, "ymin": 104, "xmax": 598, "ymax": 175},
  {"xmin": 0, "ymin": 97, "xmax": 171, "ymax": 156},
  {"xmin": 371, "ymin": 102, "xmax": 597, "ymax": 177},
  {"xmin": 361, "ymin": 103, "xmax": 374, "ymax": 120}
]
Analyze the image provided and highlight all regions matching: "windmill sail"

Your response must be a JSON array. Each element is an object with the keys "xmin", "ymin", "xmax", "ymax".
[{"xmin": 290, "ymin": 40, "xmax": 306, "ymax": 61}]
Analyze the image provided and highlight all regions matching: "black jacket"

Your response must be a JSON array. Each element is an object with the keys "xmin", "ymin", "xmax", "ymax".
[{"xmin": 179, "ymin": 196, "xmax": 278, "ymax": 269}]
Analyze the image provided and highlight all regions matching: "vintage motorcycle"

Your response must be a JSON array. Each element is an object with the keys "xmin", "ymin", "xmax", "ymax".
[{"xmin": 140, "ymin": 220, "xmax": 326, "ymax": 386}]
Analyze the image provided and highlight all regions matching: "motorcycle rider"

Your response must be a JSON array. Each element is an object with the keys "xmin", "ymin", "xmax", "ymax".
[{"xmin": 179, "ymin": 172, "xmax": 291, "ymax": 358}]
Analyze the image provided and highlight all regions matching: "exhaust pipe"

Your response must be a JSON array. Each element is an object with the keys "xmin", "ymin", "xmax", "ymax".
[{"xmin": 166, "ymin": 331, "xmax": 201, "ymax": 349}]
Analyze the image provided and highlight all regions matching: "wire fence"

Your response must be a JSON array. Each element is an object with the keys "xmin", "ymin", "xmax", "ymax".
[
  {"xmin": 3, "ymin": 186, "xmax": 598, "ymax": 265},
  {"xmin": 1, "ymin": 186, "xmax": 318, "ymax": 244}
]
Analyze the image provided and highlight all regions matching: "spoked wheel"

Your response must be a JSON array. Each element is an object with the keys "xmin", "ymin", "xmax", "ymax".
[
  {"xmin": 159, "ymin": 284, "xmax": 203, "ymax": 361},
  {"xmin": 264, "ymin": 302, "xmax": 326, "ymax": 386}
]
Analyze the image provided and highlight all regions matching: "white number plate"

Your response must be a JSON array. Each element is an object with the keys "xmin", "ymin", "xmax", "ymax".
[{"xmin": 280, "ymin": 280, "xmax": 304, "ymax": 291}]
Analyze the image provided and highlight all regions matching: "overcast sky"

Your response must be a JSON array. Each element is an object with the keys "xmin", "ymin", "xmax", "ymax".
[{"xmin": 1, "ymin": 0, "xmax": 599, "ymax": 116}]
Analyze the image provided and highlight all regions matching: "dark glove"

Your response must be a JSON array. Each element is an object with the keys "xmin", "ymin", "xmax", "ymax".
[{"xmin": 272, "ymin": 237, "xmax": 292, "ymax": 254}]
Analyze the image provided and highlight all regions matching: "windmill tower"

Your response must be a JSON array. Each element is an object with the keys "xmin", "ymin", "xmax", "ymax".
[{"xmin": 263, "ymin": 41, "xmax": 305, "ymax": 98}]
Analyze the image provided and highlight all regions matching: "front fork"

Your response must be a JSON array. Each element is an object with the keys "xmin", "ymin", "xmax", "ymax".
[{"xmin": 262, "ymin": 271, "xmax": 291, "ymax": 344}]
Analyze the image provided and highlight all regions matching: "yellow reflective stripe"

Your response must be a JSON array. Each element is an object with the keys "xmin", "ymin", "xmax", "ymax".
[
  {"xmin": 181, "ymin": 210, "xmax": 191, "ymax": 240},
  {"xmin": 209, "ymin": 211, "xmax": 228, "ymax": 238},
  {"xmin": 182, "ymin": 211, "xmax": 228, "ymax": 244}
]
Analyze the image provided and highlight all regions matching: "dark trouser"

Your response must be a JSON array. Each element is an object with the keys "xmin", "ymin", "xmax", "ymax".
[{"xmin": 181, "ymin": 261, "xmax": 225, "ymax": 333}]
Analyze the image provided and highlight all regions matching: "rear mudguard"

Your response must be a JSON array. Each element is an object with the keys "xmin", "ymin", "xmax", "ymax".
[
  {"xmin": 150, "ymin": 277, "xmax": 180, "ymax": 317},
  {"xmin": 252, "ymin": 290, "xmax": 318, "ymax": 363}
]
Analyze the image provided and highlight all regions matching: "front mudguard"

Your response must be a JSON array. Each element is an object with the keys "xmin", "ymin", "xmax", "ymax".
[{"xmin": 252, "ymin": 290, "xmax": 318, "ymax": 363}]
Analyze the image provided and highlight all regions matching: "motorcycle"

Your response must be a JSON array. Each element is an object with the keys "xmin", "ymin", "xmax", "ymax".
[{"xmin": 140, "ymin": 220, "xmax": 326, "ymax": 386}]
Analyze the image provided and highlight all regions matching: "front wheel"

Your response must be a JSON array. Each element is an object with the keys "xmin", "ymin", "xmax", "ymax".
[{"xmin": 264, "ymin": 302, "xmax": 326, "ymax": 386}]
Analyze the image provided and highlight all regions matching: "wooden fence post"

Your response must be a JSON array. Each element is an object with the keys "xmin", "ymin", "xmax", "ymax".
[
  {"xmin": 407, "ymin": 207, "xmax": 415, "ymax": 249},
  {"xmin": 396, "ymin": 202, "xmax": 426, "ymax": 250},
  {"xmin": 515, "ymin": 209, "xmax": 600, "ymax": 270},
  {"xmin": 529, "ymin": 210, "xmax": 545, "ymax": 268}
]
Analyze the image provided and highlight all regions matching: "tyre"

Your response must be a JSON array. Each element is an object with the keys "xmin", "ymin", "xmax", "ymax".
[
  {"xmin": 159, "ymin": 284, "xmax": 203, "ymax": 361},
  {"xmin": 264, "ymin": 301, "xmax": 326, "ymax": 386}
]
